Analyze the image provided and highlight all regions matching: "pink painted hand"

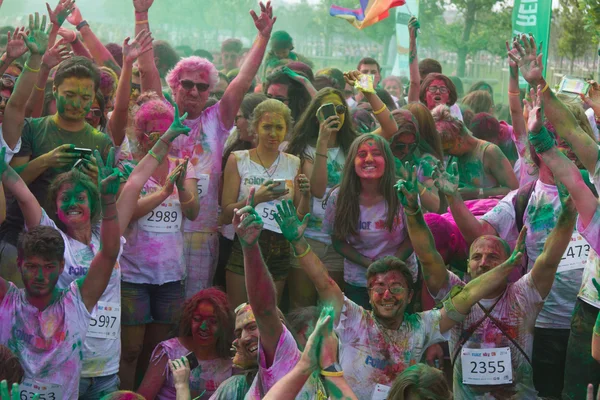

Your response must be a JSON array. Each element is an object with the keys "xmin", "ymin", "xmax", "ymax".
[
  {"xmin": 251, "ymin": 1, "xmax": 276, "ymax": 39},
  {"xmin": 46, "ymin": 0, "xmax": 75, "ymax": 29},
  {"xmin": 66, "ymin": 5, "xmax": 83, "ymax": 26},
  {"xmin": 42, "ymin": 39, "xmax": 71, "ymax": 69},
  {"xmin": 509, "ymin": 34, "xmax": 543, "ymax": 86},
  {"xmin": 133, "ymin": 0, "xmax": 154, "ymax": 13},
  {"xmin": 122, "ymin": 29, "xmax": 153, "ymax": 65},
  {"xmin": 234, "ymin": 187, "xmax": 263, "ymax": 247},
  {"xmin": 5, "ymin": 27, "xmax": 28, "ymax": 60},
  {"xmin": 505, "ymin": 38, "xmax": 519, "ymax": 69},
  {"xmin": 524, "ymin": 85, "xmax": 543, "ymax": 134},
  {"xmin": 57, "ymin": 27, "xmax": 76, "ymax": 43}
]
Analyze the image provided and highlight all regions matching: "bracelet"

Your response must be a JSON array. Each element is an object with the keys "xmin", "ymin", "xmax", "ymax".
[
  {"xmin": 404, "ymin": 206, "xmax": 421, "ymax": 216},
  {"xmin": 160, "ymin": 137, "xmax": 171, "ymax": 147},
  {"xmin": 135, "ymin": 20, "xmax": 149, "ymax": 25},
  {"xmin": 320, "ymin": 370, "xmax": 344, "ymax": 377},
  {"xmin": 541, "ymin": 82, "xmax": 550, "ymax": 93},
  {"xmin": 294, "ymin": 244, "xmax": 311, "ymax": 259},
  {"xmin": 33, "ymin": 84, "xmax": 44, "ymax": 91},
  {"xmin": 24, "ymin": 63, "xmax": 40, "ymax": 73},
  {"xmin": 373, "ymin": 104, "xmax": 387, "ymax": 115},
  {"xmin": 442, "ymin": 297, "xmax": 467, "ymax": 322},
  {"xmin": 148, "ymin": 150, "xmax": 163, "ymax": 164},
  {"xmin": 528, "ymin": 126, "xmax": 555, "ymax": 154},
  {"xmin": 508, "ymin": 91, "xmax": 520, "ymax": 96},
  {"xmin": 76, "ymin": 20, "xmax": 89, "ymax": 31},
  {"xmin": 315, "ymin": 152, "xmax": 328, "ymax": 159},
  {"xmin": 419, "ymin": 186, "xmax": 427, "ymax": 196},
  {"xmin": 180, "ymin": 193, "xmax": 195, "ymax": 205}
]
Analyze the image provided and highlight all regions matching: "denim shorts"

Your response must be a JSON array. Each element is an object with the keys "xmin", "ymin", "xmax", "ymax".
[{"xmin": 121, "ymin": 280, "xmax": 184, "ymax": 325}]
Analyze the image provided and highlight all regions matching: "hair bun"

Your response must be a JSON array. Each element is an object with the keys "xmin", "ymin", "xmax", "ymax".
[{"xmin": 431, "ymin": 105, "xmax": 454, "ymax": 123}]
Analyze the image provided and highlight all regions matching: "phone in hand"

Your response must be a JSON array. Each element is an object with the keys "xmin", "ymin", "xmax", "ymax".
[
  {"xmin": 73, "ymin": 158, "xmax": 85, "ymax": 170},
  {"xmin": 558, "ymin": 76, "xmax": 591, "ymax": 98},
  {"xmin": 317, "ymin": 103, "xmax": 336, "ymax": 121},
  {"xmin": 271, "ymin": 179, "xmax": 287, "ymax": 193},
  {"xmin": 185, "ymin": 351, "xmax": 199, "ymax": 370},
  {"xmin": 69, "ymin": 147, "xmax": 93, "ymax": 158}
]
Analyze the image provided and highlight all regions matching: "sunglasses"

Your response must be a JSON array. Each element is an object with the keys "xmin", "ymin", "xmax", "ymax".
[
  {"xmin": 87, "ymin": 108, "xmax": 102, "ymax": 118},
  {"xmin": 266, "ymin": 93, "xmax": 289, "ymax": 103},
  {"xmin": 427, "ymin": 85, "xmax": 449, "ymax": 94},
  {"xmin": 180, "ymin": 79, "xmax": 210, "ymax": 92},
  {"xmin": 368, "ymin": 284, "xmax": 407, "ymax": 296},
  {"xmin": 393, "ymin": 142, "xmax": 418, "ymax": 153},
  {"xmin": 1, "ymin": 74, "xmax": 16, "ymax": 87},
  {"xmin": 334, "ymin": 104, "xmax": 347, "ymax": 115}
]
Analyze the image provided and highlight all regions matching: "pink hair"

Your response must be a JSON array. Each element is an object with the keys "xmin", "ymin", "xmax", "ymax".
[
  {"xmin": 166, "ymin": 56, "xmax": 219, "ymax": 91},
  {"xmin": 134, "ymin": 99, "xmax": 174, "ymax": 137},
  {"xmin": 431, "ymin": 104, "xmax": 465, "ymax": 143}
]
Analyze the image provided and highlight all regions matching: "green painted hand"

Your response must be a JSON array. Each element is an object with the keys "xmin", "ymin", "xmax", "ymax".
[
  {"xmin": 434, "ymin": 162, "xmax": 459, "ymax": 196},
  {"xmin": 500, "ymin": 226, "xmax": 527, "ymax": 270},
  {"xmin": 593, "ymin": 278, "xmax": 600, "ymax": 302},
  {"xmin": 408, "ymin": 16, "xmax": 420, "ymax": 39},
  {"xmin": 395, "ymin": 162, "xmax": 419, "ymax": 212},
  {"xmin": 46, "ymin": 0, "xmax": 75, "ymax": 29},
  {"xmin": 95, "ymin": 148, "xmax": 121, "ymax": 196},
  {"xmin": 282, "ymin": 66, "xmax": 304, "ymax": 83},
  {"xmin": 274, "ymin": 199, "xmax": 309, "ymax": 243},
  {"xmin": 20, "ymin": 13, "xmax": 52, "ymax": 55},
  {"xmin": 234, "ymin": 187, "xmax": 263, "ymax": 247},
  {"xmin": 163, "ymin": 103, "xmax": 190, "ymax": 142},
  {"xmin": 0, "ymin": 380, "xmax": 40, "ymax": 400}
]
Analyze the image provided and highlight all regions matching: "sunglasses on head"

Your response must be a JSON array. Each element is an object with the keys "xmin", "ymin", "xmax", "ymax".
[
  {"xmin": 266, "ymin": 93, "xmax": 289, "ymax": 103},
  {"xmin": 87, "ymin": 108, "xmax": 102, "ymax": 118},
  {"xmin": 180, "ymin": 79, "xmax": 210, "ymax": 92}
]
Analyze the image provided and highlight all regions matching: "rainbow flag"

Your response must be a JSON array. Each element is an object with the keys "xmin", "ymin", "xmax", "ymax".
[{"xmin": 330, "ymin": 0, "xmax": 406, "ymax": 29}]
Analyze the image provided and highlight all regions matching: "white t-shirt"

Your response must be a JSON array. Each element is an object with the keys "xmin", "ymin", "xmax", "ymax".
[
  {"xmin": 480, "ymin": 180, "xmax": 585, "ymax": 329},
  {"xmin": 245, "ymin": 326, "xmax": 323, "ymax": 399},
  {"xmin": 44, "ymin": 211, "xmax": 125, "ymax": 378},
  {"xmin": 120, "ymin": 157, "xmax": 196, "ymax": 284},
  {"xmin": 336, "ymin": 297, "xmax": 448, "ymax": 399},
  {"xmin": 585, "ymin": 107, "xmax": 599, "ymax": 141},
  {"xmin": 0, "ymin": 124, "xmax": 22, "ymax": 163},
  {"xmin": 435, "ymin": 272, "xmax": 544, "ymax": 399},
  {"xmin": 304, "ymin": 145, "xmax": 345, "ymax": 244},
  {"xmin": 322, "ymin": 187, "xmax": 417, "ymax": 287},
  {"xmin": 0, "ymin": 280, "xmax": 91, "ymax": 400},
  {"xmin": 169, "ymin": 102, "xmax": 230, "ymax": 233}
]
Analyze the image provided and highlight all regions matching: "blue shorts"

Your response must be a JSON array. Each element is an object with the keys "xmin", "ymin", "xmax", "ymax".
[{"xmin": 121, "ymin": 280, "xmax": 184, "ymax": 325}]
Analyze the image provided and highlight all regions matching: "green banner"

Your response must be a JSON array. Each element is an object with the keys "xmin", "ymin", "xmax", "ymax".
[{"xmin": 512, "ymin": 0, "xmax": 553, "ymax": 85}]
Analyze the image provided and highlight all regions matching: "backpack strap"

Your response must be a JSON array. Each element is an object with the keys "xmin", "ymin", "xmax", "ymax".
[{"xmin": 513, "ymin": 179, "xmax": 536, "ymax": 233}]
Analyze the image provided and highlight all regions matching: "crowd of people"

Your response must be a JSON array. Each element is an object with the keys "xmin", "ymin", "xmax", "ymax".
[{"xmin": 0, "ymin": 0, "xmax": 599, "ymax": 399}]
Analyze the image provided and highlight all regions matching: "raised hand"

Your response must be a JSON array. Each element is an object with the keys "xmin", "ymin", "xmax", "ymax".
[
  {"xmin": 296, "ymin": 174, "xmax": 310, "ymax": 198},
  {"xmin": 57, "ymin": 27, "xmax": 77, "ymax": 43},
  {"xmin": 66, "ymin": 4, "xmax": 83, "ymax": 26},
  {"xmin": 508, "ymin": 34, "xmax": 543, "ymax": 85},
  {"xmin": 281, "ymin": 66, "xmax": 306, "ymax": 83},
  {"xmin": 274, "ymin": 199, "xmax": 309, "ymax": 243},
  {"xmin": 163, "ymin": 167, "xmax": 180, "ymax": 196},
  {"xmin": 175, "ymin": 158, "xmax": 188, "ymax": 189},
  {"xmin": 20, "ymin": 13, "xmax": 52, "ymax": 55},
  {"xmin": 343, "ymin": 70, "xmax": 360, "ymax": 87},
  {"xmin": 408, "ymin": 16, "xmax": 420, "ymax": 39},
  {"xmin": 5, "ymin": 27, "xmax": 28, "ymax": 60},
  {"xmin": 318, "ymin": 115, "xmax": 340, "ymax": 141},
  {"xmin": 168, "ymin": 357, "xmax": 191, "ymax": 387},
  {"xmin": 133, "ymin": 0, "xmax": 154, "ymax": 13},
  {"xmin": 162, "ymin": 103, "xmax": 190, "ymax": 143},
  {"xmin": 95, "ymin": 148, "xmax": 121, "ymax": 197},
  {"xmin": 251, "ymin": 1, "xmax": 276, "ymax": 39},
  {"xmin": 434, "ymin": 162, "xmax": 459, "ymax": 196},
  {"xmin": 46, "ymin": 0, "xmax": 75, "ymax": 29},
  {"xmin": 42, "ymin": 39, "xmax": 71, "ymax": 69},
  {"xmin": 580, "ymin": 81, "xmax": 600, "ymax": 113},
  {"xmin": 501, "ymin": 226, "xmax": 527, "ymax": 269},
  {"xmin": 298, "ymin": 306, "xmax": 336, "ymax": 373},
  {"xmin": 233, "ymin": 187, "xmax": 263, "ymax": 247},
  {"xmin": 122, "ymin": 29, "xmax": 153, "ymax": 65},
  {"xmin": 395, "ymin": 162, "xmax": 419, "ymax": 212},
  {"xmin": 525, "ymin": 85, "xmax": 543, "ymax": 133},
  {"xmin": 505, "ymin": 38, "xmax": 519, "ymax": 69},
  {"xmin": 1, "ymin": 380, "xmax": 40, "ymax": 400}
]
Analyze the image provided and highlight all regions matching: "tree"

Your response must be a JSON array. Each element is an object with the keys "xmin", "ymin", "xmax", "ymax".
[{"xmin": 557, "ymin": 0, "xmax": 596, "ymax": 74}]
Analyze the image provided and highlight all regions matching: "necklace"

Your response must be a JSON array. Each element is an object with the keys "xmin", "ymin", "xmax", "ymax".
[{"xmin": 255, "ymin": 149, "xmax": 280, "ymax": 178}]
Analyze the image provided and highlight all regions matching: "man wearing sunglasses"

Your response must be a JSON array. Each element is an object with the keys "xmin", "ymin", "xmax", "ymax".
[
  {"xmin": 273, "ymin": 194, "xmax": 544, "ymax": 399},
  {"xmin": 134, "ymin": 0, "xmax": 276, "ymax": 299}
]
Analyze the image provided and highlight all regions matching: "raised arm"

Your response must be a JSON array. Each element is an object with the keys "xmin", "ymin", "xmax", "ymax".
[
  {"xmin": 407, "ymin": 16, "xmax": 420, "ymax": 103},
  {"xmin": 397, "ymin": 163, "xmax": 448, "ymax": 296},
  {"xmin": 109, "ymin": 30, "xmax": 153, "ymax": 146},
  {"xmin": 282, "ymin": 66, "xmax": 316, "ymax": 97},
  {"xmin": 0, "ymin": 27, "xmax": 29, "ymax": 79},
  {"xmin": 132, "ymin": 0, "xmax": 163, "ymax": 96},
  {"xmin": 116, "ymin": 104, "xmax": 190, "ymax": 234},
  {"xmin": 80, "ymin": 155, "xmax": 121, "ymax": 312},
  {"xmin": 174, "ymin": 159, "xmax": 199, "ymax": 221},
  {"xmin": 0, "ymin": 147, "xmax": 42, "ymax": 229},
  {"xmin": 219, "ymin": 2, "xmax": 275, "ymax": 129},
  {"xmin": 235, "ymin": 187, "xmax": 282, "ymax": 367},
  {"xmin": 66, "ymin": 6, "xmax": 121, "ymax": 74},
  {"xmin": 435, "ymin": 162, "xmax": 498, "ymax": 244},
  {"xmin": 3, "ymin": 15, "xmax": 51, "ymax": 150},
  {"xmin": 528, "ymin": 84, "xmax": 598, "ymax": 228},
  {"xmin": 45, "ymin": 0, "xmax": 75, "ymax": 49},
  {"xmin": 275, "ymin": 200, "xmax": 345, "ymax": 322},
  {"xmin": 58, "ymin": 28, "xmax": 92, "ymax": 59},
  {"xmin": 505, "ymin": 40, "xmax": 527, "ymax": 158},
  {"xmin": 439, "ymin": 227, "xmax": 527, "ymax": 333},
  {"xmin": 511, "ymin": 33, "xmax": 598, "ymax": 173}
]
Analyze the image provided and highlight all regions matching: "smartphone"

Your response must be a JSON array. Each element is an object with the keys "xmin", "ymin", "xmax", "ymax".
[
  {"xmin": 73, "ymin": 159, "xmax": 85, "ymax": 169},
  {"xmin": 317, "ymin": 103, "xmax": 336, "ymax": 121},
  {"xmin": 69, "ymin": 147, "xmax": 93, "ymax": 158},
  {"xmin": 271, "ymin": 179, "xmax": 287, "ymax": 193},
  {"xmin": 185, "ymin": 351, "xmax": 200, "ymax": 370},
  {"xmin": 558, "ymin": 76, "xmax": 591, "ymax": 98}
]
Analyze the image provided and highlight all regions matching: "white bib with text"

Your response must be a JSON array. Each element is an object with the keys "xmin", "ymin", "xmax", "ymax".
[
  {"xmin": 255, "ymin": 201, "xmax": 282, "ymax": 233},
  {"xmin": 20, "ymin": 379, "xmax": 63, "ymax": 400},
  {"xmin": 196, "ymin": 174, "xmax": 210, "ymax": 198},
  {"xmin": 371, "ymin": 384, "xmax": 391, "ymax": 400},
  {"xmin": 558, "ymin": 232, "xmax": 590, "ymax": 272},
  {"xmin": 461, "ymin": 347, "xmax": 512, "ymax": 385},
  {"xmin": 87, "ymin": 301, "xmax": 120, "ymax": 339},
  {"xmin": 139, "ymin": 201, "xmax": 182, "ymax": 233}
]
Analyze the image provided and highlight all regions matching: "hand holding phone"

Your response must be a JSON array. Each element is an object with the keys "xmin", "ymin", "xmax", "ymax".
[
  {"xmin": 271, "ymin": 179, "xmax": 287, "ymax": 193},
  {"xmin": 185, "ymin": 351, "xmax": 199, "ymax": 370}
]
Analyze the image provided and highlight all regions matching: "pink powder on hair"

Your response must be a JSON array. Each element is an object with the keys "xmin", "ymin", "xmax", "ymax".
[
  {"xmin": 134, "ymin": 100, "xmax": 174, "ymax": 137},
  {"xmin": 166, "ymin": 56, "xmax": 219, "ymax": 91}
]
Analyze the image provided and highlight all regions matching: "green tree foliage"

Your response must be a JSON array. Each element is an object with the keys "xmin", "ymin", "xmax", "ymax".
[{"xmin": 557, "ymin": 0, "xmax": 597, "ymax": 73}]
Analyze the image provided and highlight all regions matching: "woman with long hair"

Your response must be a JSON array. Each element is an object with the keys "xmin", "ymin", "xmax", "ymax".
[
  {"xmin": 388, "ymin": 364, "xmax": 452, "ymax": 400},
  {"xmin": 118, "ymin": 100, "xmax": 200, "ymax": 389},
  {"xmin": 284, "ymin": 72, "xmax": 398, "ymax": 309},
  {"xmin": 323, "ymin": 134, "xmax": 416, "ymax": 308},
  {"xmin": 390, "ymin": 108, "xmax": 443, "ymax": 213},
  {"xmin": 138, "ymin": 288, "xmax": 234, "ymax": 399},
  {"xmin": 222, "ymin": 99, "xmax": 310, "ymax": 307}
]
